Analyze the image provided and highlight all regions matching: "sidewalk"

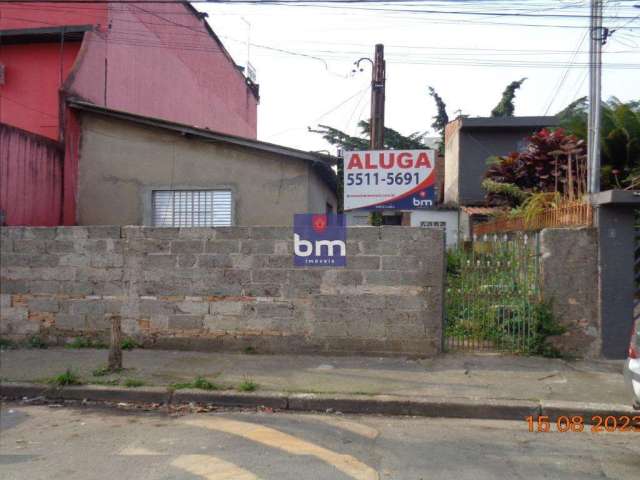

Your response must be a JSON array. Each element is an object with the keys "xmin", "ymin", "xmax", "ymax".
[{"xmin": 1, "ymin": 348, "xmax": 631, "ymax": 408}]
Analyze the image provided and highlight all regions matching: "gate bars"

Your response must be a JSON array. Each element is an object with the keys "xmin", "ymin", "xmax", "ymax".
[{"xmin": 445, "ymin": 233, "xmax": 542, "ymax": 353}]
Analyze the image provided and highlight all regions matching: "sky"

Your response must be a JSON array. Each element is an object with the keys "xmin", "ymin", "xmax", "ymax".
[{"xmin": 197, "ymin": 1, "xmax": 640, "ymax": 153}]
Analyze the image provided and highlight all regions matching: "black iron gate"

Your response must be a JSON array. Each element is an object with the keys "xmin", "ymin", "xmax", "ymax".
[{"xmin": 444, "ymin": 233, "xmax": 543, "ymax": 353}]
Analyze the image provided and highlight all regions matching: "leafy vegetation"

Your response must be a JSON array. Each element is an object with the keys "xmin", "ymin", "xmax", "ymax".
[
  {"xmin": 428, "ymin": 86, "xmax": 449, "ymax": 154},
  {"xmin": 123, "ymin": 378, "xmax": 145, "ymax": 388},
  {"xmin": 171, "ymin": 376, "xmax": 220, "ymax": 391},
  {"xmin": 0, "ymin": 337, "xmax": 16, "ymax": 350},
  {"xmin": 121, "ymin": 338, "xmax": 140, "ymax": 350},
  {"xmin": 483, "ymin": 128, "xmax": 586, "ymax": 208},
  {"xmin": 27, "ymin": 335, "xmax": 48, "ymax": 349},
  {"xmin": 238, "ymin": 378, "xmax": 258, "ymax": 392},
  {"xmin": 445, "ymin": 239, "xmax": 564, "ymax": 357},
  {"xmin": 491, "ymin": 78, "xmax": 527, "ymax": 117},
  {"xmin": 558, "ymin": 96, "xmax": 640, "ymax": 189},
  {"xmin": 50, "ymin": 368, "xmax": 83, "ymax": 386},
  {"xmin": 65, "ymin": 337, "xmax": 108, "ymax": 349}
]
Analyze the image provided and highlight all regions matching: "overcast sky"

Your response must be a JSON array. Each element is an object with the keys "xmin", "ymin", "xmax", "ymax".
[{"xmin": 197, "ymin": 1, "xmax": 640, "ymax": 152}]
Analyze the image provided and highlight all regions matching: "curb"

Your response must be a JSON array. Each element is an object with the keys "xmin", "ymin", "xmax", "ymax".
[{"xmin": 1, "ymin": 383, "xmax": 636, "ymax": 421}]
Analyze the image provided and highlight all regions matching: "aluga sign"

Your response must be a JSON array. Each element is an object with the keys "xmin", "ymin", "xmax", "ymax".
[{"xmin": 343, "ymin": 149, "xmax": 437, "ymax": 210}]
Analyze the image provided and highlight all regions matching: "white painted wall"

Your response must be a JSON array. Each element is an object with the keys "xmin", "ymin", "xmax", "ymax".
[{"xmin": 409, "ymin": 209, "xmax": 459, "ymax": 247}]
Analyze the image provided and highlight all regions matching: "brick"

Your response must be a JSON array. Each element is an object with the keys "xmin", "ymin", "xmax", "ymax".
[
  {"xmin": 345, "ymin": 256, "xmax": 380, "ymax": 270},
  {"xmin": 250, "ymin": 226, "xmax": 290, "ymax": 239},
  {"xmin": 209, "ymin": 301, "xmax": 244, "ymax": 315},
  {"xmin": 168, "ymin": 314, "xmax": 204, "ymax": 330},
  {"xmin": 87, "ymin": 226, "xmax": 121, "ymax": 239},
  {"xmin": 177, "ymin": 300, "xmax": 209, "ymax": 315},
  {"xmin": 27, "ymin": 298, "xmax": 59, "ymax": 313},
  {"xmin": 0, "ymin": 279, "xmax": 29, "ymax": 294},
  {"xmin": 90, "ymin": 254, "xmax": 124, "ymax": 268},
  {"xmin": 23, "ymin": 228, "xmax": 57, "ymax": 240},
  {"xmin": 142, "ymin": 227, "xmax": 180, "ymax": 239},
  {"xmin": 239, "ymin": 240, "xmax": 274, "ymax": 255},
  {"xmin": 206, "ymin": 240, "xmax": 240, "ymax": 254},
  {"xmin": 55, "ymin": 227, "xmax": 89, "ymax": 240},
  {"xmin": 13, "ymin": 240, "xmax": 45, "ymax": 254},
  {"xmin": 381, "ymin": 255, "xmax": 426, "ymax": 271},
  {"xmin": 55, "ymin": 314, "xmax": 86, "ymax": 330},
  {"xmin": 0, "ymin": 237, "xmax": 12, "ymax": 253},
  {"xmin": 142, "ymin": 255, "xmax": 177, "ymax": 269},
  {"xmin": 177, "ymin": 254, "xmax": 197, "ymax": 268},
  {"xmin": 171, "ymin": 240, "xmax": 204, "ymax": 254},
  {"xmin": 251, "ymin": 269, "xmax": 288, "ymax": 284},
  {"xmin": 214, "ymin": 227, "xmax": 250, "ymax": 240},
  {"xmin": 178, "ymin": 227, "xmax": 218, "ymax": 239},
  {"xmin": 198, "ymin": 254, "xmax": 232, "ymax": 269}
]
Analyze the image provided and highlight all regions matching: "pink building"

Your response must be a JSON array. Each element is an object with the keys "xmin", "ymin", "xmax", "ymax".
[{"xmin": 0, "ymin": 2, "xmax": 259, "ymax": 225}]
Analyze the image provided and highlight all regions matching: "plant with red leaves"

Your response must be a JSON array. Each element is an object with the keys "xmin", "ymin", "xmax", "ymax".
[{"xmin": 483, "ymin": 128, "xmax": 587, "ymax": 207}]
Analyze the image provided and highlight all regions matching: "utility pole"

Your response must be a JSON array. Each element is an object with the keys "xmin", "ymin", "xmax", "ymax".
[
  {"xmin": 588, "ymin": 0, "xmax": 603, "ymax": 194},
  {"xmin": 370, "ymin": 44, "xmax": 386, "ymax": 149}
]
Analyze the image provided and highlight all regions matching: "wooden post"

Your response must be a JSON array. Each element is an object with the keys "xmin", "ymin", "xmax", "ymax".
[{"xmin": 108, "ymin": 315, "xmax": 123, "ymax": 371}]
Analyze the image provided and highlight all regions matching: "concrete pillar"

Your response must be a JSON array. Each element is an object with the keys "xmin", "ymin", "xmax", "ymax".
[{"xmin": 593, "ymin": 190, "xmax": 639, "ymax": 359}]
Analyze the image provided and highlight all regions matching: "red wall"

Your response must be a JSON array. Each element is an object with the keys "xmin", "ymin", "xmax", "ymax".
[
  {"xmin": 0, "ymin": 2, "xmax": 258, "ymax": 226},
  {"xmin": 0, "ymin": 124, "xmax": 62, "ymax": 226},
  {"xmin": 0, "ymin": 43, "xmax": 80, "ymax": 140}
]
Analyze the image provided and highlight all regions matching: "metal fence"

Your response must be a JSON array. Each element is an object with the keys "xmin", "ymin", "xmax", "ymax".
[
  {"xmin": 445, "ymin": 233, "xmax": 542, "ymax": 353},
  {"xmin": 474, "ymin": 201, "xmax": 593, "ymax": 236}
]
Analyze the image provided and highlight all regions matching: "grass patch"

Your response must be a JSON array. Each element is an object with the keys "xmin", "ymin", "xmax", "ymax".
[
  {"xmin": 27, "ymin": 335, "xmax": 48, "ymax": 349},
  {"xmin": 49, "ymin": 368, "xmax": 83, "ymax": 386},
  {"xmin": 65, "ymin": 337, "xmax": 108, "ymax": 349},
  {"xmin": 237, "ymin": 378, "xmax": 258, "ymax": 392},
  {"xmin": 91, "ymin": 379, "xmax": 120, "ymax": 386},
  {"xmin": 121, "ymin": 338, "xmax": 140, "ymax": 350},
  {"xmin": 171, "ymin": 376, "xmax": 220, "ymax": 391},
  {"xmin": 0, "ymin": 337, "xmax": 16, "ymax": 350},
  {"xmin": 123, "ymin": 378, "xmax": 145, "ymax": 388}
]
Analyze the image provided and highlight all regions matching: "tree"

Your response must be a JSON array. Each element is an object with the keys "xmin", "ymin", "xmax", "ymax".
[
  {"xmin": 483, "ymin": 128, "xmax": 587, "ymax": 207},
  {"xmin": 428, "ymin": 86, "xmax": 449, "ymax": 154},
  {"xmin": 557, "ymin": 96, "xmax": 640, "ymax": 189},
  {"xmin": 309, "ymin": 120, "xmax": 428, "ymax": 214},
  {"xmin": 491, "ymin": 78, "xmax": 527, "ymax": 118}
]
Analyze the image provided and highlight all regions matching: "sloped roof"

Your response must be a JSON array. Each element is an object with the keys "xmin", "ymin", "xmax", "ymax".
[{"xmin": 68, "ymin": 100, "xmax": 338, "ymax": 192}]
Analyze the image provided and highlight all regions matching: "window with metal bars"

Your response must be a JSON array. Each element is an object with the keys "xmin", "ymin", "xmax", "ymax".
[{"xmin": 152, "ymin": 190, "xmax": 233, "ymax": 227}]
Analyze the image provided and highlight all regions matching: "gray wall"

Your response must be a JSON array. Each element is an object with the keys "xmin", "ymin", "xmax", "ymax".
[
  {"xmin": 457, "ymin": 128, "xmax": 532, "ymax": 205},
  {"xmin": 76, "ymin": 114, "xmax": 336, "ymax": 226},
  {"xmin": 1, "ymin": 226, "xmax": 444, "ymax": 357},
  {"xmin": 540, "ymin": 228, "xmax": 600, "ymax": 358}
]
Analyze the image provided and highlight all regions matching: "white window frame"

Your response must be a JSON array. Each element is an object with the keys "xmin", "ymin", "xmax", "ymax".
[{"xmin": 151, "ymin": 189, "xmax": 234, "ymax": 227}]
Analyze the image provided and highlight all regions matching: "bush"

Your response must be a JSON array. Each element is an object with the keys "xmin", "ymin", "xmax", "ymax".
[{"xmin": 50, "ymin": 369, "xmax": 83, "ymax": 386}]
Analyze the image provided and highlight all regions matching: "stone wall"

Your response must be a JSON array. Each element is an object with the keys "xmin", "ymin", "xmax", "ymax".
[
  {"xmin": 0, "ymin": 226, "xmax": 444, "ymax": 356},
  {"xmin": 540, "ymin": 227, "xmax": 600, "ymax": 358}
]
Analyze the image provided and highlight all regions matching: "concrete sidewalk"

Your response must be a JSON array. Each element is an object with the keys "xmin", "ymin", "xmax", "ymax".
[{"xmin": 0, "ymin": 348, "xmax": 630, "ymax": 406}]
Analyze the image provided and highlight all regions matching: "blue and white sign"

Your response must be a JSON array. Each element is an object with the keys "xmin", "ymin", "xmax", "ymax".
[{"xmin": 293, "ymin": 214, "xmax": 346, "ymax": 267}]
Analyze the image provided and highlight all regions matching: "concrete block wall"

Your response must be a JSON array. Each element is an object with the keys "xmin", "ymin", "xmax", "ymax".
[
  {"xmin": 0, "ymin": 226, "xmax": 445, "ymax": 356},
  {"xmin": 540, "ymin": 227, "xmax": 600, "ymax": 358}
]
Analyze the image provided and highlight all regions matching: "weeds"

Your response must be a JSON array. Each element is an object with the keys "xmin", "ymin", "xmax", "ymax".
[
  {"xmin": 171, "ymin": 376, "xmax": 219, "ymax": 391},
  {"xmin": 27, "ymin": 335, "xmax": 48, "ymax": 349},
  {"xmin": 124, "ymin": 378, "xmax": 145, "ymax": 388},
  {"xmin": 121, "ymin": 338, "xmax": 140, "ymax": 350},
  {"xmin": 91, "ymin": 379, "xmax": 120, "ymax": 386},
  {"xmin": 243, "ymin": 346, "xmax": 257, "ymax": 355},
  {"xmin": 50, "ymin": 368, "xmax": 83, "ymax": 386},
  {"xmin": 237, "ymin": 378, "xmax": 258, "ymax": 392},
  {"xmin": 0, "ymin": 338, "xmax": 15, "ymax": 350},
  {"xmin": 65, "ymin": 337, "xmax": 108, "ymax": 349}
]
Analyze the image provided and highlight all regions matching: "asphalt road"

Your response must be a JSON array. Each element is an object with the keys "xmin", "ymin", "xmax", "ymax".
[{"xmin": 1, "ymin": 404, "xmax": 638, "ymax": 480}]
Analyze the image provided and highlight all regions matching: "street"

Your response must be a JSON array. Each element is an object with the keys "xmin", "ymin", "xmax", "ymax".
[{"xmin": 1, "ymin": 404, "xmax": 638, "ymax": 480}]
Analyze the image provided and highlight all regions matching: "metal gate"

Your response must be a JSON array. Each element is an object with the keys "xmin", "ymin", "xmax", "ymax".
[{"xmin": 444, "ymin": 233, "xmax": 542, "ymax": 353}]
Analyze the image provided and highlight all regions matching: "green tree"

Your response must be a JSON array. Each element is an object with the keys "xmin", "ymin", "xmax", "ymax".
[
  {"xmin": 557, "ymin": 96, "xmax": 640, "ymax": 189},
  {"xmin": 491, "ymin": 78, "xmax": 527, "ymax": 118},
  {"xmin": 428, "ymin": 86, "xmax": 449, "ymax": 154}
]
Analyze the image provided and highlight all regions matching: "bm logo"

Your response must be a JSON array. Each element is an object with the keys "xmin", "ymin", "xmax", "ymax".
[{"xmin": 293, "ymin": 214, "xmax": 346, "ymax": 267}]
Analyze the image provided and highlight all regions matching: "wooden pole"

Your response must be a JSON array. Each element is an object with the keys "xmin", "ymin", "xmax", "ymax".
[
  {"xmin": 108, "ymin": 315, "xmax": 123, "ymax": 371},
  {"xmin": 370, "ymin": 44, "xmax": 385, "ymax": 150}
]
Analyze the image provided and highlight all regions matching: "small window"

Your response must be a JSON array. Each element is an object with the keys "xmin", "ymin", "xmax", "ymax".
[{"xmin": 152, "ymin": 190, "xmax": 232, "ymax": 227}]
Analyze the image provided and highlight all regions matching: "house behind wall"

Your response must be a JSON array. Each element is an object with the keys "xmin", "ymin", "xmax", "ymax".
[{"xmin": 74, "ymin": 105, "xmax": 336, "ymax": 226}]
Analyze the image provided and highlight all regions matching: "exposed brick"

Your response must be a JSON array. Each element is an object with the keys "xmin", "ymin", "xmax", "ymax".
[
  {"xmin": 168, "ymin": 314, "xmax": 204, "ymax": 330},
  {"xmin": 171, "ymin": 240, "xmax": 204, "ymax": 254}
]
